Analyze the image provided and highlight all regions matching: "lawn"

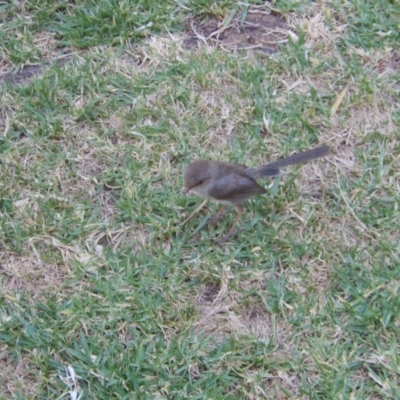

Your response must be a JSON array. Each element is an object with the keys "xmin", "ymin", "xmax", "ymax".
[{"xmin": 1, "ymin": 0, "xmax": 399, "ymax": 398}]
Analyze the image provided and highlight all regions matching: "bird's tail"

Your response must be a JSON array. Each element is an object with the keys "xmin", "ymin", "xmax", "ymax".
[{"xmin": 246, "ymin": 145, "xmax": 330, "ymax": 180}]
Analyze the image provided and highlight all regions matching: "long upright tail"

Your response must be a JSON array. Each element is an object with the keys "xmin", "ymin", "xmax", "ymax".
[{"xmin": 246, "ymin": 145, "xmax": 330, "ymax": 180}]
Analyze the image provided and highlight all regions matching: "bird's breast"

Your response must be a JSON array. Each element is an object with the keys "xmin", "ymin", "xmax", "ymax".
[{"xmin": 191, "ymin": 184, "xmax": 232, "ymax": 204}]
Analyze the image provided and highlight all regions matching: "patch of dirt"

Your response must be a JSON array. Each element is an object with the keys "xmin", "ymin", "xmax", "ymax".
[
  {"xmin": 0, "ymin": 55, "xmax": 74, "ymax": 84},
  {"xmin": 0, "ymin": 7, "xmax": 289, "ymax": 85},
  {"xmin": 198, "ymin": 282, "xmax": 221, "ymax": 303},
  {"xmin": 184, "ymin": 9, "xmax": 289, "ymax": 53}
]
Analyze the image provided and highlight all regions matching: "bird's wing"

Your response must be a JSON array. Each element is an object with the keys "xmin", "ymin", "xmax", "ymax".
[{"xmin": 208, "ymin": 172, "xmax": 266, "ymax": 204}]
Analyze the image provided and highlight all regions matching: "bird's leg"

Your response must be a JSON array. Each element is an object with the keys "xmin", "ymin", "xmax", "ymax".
[
  {"xmin": 217, "ymin": 204, "xmax": 244, "ymax": 243},
  {"xmin": 208, "ymin": 205, "xmax": 227, "ymax": 225}
]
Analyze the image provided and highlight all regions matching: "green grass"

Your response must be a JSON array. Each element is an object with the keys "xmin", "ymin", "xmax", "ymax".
[{"xmin": 1, "ymin": 0, "xmax": 400, "ymax": 398}]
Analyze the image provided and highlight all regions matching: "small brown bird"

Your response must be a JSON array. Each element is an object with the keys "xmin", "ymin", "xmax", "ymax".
[{"xmin": 183, "ymin": 145, "xmax": 330, "ymax": 243}]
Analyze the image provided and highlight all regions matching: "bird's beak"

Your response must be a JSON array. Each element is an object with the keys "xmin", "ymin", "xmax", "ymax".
[{"xmin": 183, "ymin": 186, "xmax": 190, "ymax": 195}]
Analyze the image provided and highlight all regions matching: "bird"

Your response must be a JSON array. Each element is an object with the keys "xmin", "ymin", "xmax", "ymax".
[{"xmin": 183, "ymin": 145, "xmax": 330, "ymax": 243}]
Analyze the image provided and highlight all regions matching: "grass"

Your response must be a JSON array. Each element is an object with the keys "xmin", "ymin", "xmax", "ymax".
[{"xmin": 1, "ymin": 0, "xmax": 400, "ymax": 398}]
